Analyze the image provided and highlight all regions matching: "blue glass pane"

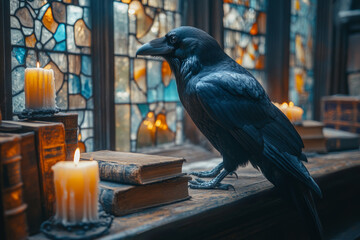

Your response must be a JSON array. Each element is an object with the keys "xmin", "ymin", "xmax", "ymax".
[
  {"xmin": 137, "ymin": 104, "xmax": 149, "ymax": 118},
  {"xmin": 12, "ymin": 47, "xmax": 26, "ymax": 65},
  {"xmin": 164, "ymin": 79, "xmax": 179, "ymax": 102},
  {"xmin": 81, "ymin": 75, "xmax": 92, "ymax": 99},
  {"xmin": 53, "ymin": 41, "xmax": 66, "ymax": 51},
  {"xmin": 54, "ymin": 24, "xmax": 66, "ymax": 42},
  {"xmin": 81, "ymin": 55, "xmax": 91, "ymax": 75},
  {"xmin": 69, "ymin": 74, "xmax": 81, "ymax": 94}
]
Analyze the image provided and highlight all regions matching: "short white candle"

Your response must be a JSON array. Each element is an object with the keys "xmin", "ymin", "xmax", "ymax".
[{"xmin": 52, "ymin": 149, "xmax": 99, "ymax": 225}]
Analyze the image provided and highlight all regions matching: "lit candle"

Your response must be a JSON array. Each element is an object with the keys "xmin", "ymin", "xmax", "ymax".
[
  {"xmin": 274, "ymin": 102, "xmax": 304, "ymax": 123},
  {"xmin": 24, "ymin": 62, "xmax": 56, "ymax": 110},
  {"xmin": 286, "ymin": 102, "xmax": 304, "ymax": 122},
  {"xmin": 52, "ymin": 148, "xmax": 99, "ymax": 225}
]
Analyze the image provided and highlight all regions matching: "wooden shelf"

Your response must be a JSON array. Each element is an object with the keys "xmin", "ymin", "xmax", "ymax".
[{"xmin": 30, "ymin": 150, "xmax": 360, "ymax": 240}]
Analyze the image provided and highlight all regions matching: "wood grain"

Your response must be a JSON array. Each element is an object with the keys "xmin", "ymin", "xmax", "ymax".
[{"xmin": 30, "ymin": 150, "xmax": 360, "ymax": 239}]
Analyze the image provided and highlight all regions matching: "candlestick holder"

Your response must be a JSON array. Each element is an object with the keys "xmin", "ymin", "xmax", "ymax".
[
  {"xmin": 40, "ymin": 207, "xmax": 113, "ymax": 240},
  {"xmin": 18, "ymin": 108, "xmax": 60, "ymax": 119}
]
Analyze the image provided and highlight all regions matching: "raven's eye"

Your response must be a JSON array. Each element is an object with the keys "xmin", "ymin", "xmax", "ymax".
[{"xmin": 169, "ymin": 35, "xmax": 177, "ymax": 44}]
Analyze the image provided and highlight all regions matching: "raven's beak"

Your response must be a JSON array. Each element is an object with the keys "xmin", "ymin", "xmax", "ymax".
[{"xmin": 136, "ymin": 37, "xmax": 173, "ymax": 57}]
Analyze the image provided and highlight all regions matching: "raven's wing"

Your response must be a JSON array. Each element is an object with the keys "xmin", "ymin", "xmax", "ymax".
[{"xmin": 195, "ymin": 72, "xmax": 321, "ymax": 197}]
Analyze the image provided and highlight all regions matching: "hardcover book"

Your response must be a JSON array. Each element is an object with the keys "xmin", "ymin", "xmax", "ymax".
[
  {"xmin": 81, "ymin": 150, "xmax": 186, "ymax": 185},
  {"xmin": 99, "ymin": 176, "xmax": 191, "ymax": 216},
  {"xmin": 324, "ymin": 128, "xmax": 360, "ymax": 152},
  {"xmin": 32, "ymin": 113, "xmax": 78, "ymax": 161},
  {"xmin": 294, "ymin": 120, "xmax": 327, "ymax": 153},
  {"xmin": 2, "ymin": 120, "xmax": 66, "ymax": 219},
  {"xmin": 0, "ymin": 123, "xmax": 43, "ymax": 234},
  {"xmin": 0, "ymin": 134, "xmax": 28, "ymax": 240},
  {"xmin": 294, "ymin": 120, "xmax": 324, "ymax": 138}
]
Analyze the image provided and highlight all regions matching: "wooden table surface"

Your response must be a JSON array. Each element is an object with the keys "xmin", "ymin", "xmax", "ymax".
[{"xmin": 31, "ymin": 150, "xmax": 360, "ymax": 240}]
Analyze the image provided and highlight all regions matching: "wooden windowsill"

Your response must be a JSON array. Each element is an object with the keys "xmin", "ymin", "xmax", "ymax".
[{"xmin": 31, "ymin": 149, "xmax": 360, "ymax": 239}]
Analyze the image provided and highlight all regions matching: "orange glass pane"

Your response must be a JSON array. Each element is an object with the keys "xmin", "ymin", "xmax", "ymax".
[
  {"xmin": 250, "ymin": 22, "xmax": 258, "ymax": 35},
  {"xmin": 74, "ymin": 19, "xmax": 91, "ymax": 47},
  {"xmin": 42, "ymin": 7, "xmax": 58, "ymax": 33},
  {"xmin": 295, "ymin": 73, "xmax": 304, "ymax": 94},
  {"xmin": 255, "ymin": 55, "xmax": 265, "ymax": 70},
  {"xmin": 25, "ymin": 34, "xmax": 36, "ymax": 48},
  {"xmin": 161, "ymin": 61, "xmax": 172, "ymax": 86}
]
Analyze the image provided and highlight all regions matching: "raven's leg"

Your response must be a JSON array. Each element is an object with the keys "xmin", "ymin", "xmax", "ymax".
[
  {"xmin": 189, "ymin": 170, "xmax": 234, "ymax": 190},
  {"xmin": 188, "ymin": 162, "xmax": 224, "ymax": 177}
]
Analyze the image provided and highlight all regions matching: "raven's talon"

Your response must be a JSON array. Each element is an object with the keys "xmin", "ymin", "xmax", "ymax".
[
  {"xmin": 194, "ymin": 178, "xmax": 205, "ymax": 183},
  {"xmin": 188, "ymin": 170, "xmax": 219, "ymax": 178},
  {"xmin": 229, "ymin": 171, "xmax": 238, "ymax": 179}
]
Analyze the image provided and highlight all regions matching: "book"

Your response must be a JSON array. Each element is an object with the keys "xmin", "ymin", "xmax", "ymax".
[
  {"xmin": 81, "ymin": 150, "xmax": 186, "ymax": 185},
  {"xmin": 294, "ymin": 120, "xmax": 324, "ymax": 138},
  {"xmin": 0, "ymin": 134, "xmax": 28, "ymax": 240},
  {"xmin": 302, "ymin": 137, "xmax": 328, "ymax": 153},
  {"xmin": 32, "ymin": 113, "xmax": 78, "ymax": 161},
  {"xmin": 324, "ymin": 128, "xmax": 360, "ymax": 152},
  {"xmin": 99, "ymin": 176, "xmax": 191, "ymax": 216},
  {"xmin": 294, "ymin": 120, "xmax": 327, "ymax": 153},
  {"xmin": 0, "ymin": 123, "xmax": 43, "ymax": 234},
  {"xmin": 2, "ymin": 120, "xmax": 66, "ymax": 219}
]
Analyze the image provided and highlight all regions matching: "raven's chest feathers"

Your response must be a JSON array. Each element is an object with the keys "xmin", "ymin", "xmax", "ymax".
[{"xmin": 175, "ymin": 60, "xmax": 251, "ymax": 168}]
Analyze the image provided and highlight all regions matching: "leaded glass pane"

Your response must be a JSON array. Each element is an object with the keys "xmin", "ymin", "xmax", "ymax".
[
  {"xmin": 289, "ymin": 0, "xmax": 317, "ymax": 119},
  {"xmin": 114, "ymin": 0, "xmax": 183, "ymax": 151},
  {"xmin": 10, "ymin": 0, "xmax": 94, "ymax": 151},
  {"xmin": 223, "ymin": 0, "xmax": 267, "ymax": 89}
]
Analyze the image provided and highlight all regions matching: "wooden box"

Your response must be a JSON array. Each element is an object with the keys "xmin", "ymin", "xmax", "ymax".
[{"xmin": 321, "ymin": 96, "xmax": 360, "ymax": 133}]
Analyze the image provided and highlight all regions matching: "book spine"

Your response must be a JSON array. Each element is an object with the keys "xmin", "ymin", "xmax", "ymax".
[
  {"xmin": 97, "ymin": 160, "xmax": 142, "ymax": 184},
  {"xmin": 0, "ymin": 135, "xmax": 28, "ymax": 240},
  {"xmin": 19, "ymin": 133, "xmax": 42, "ymax": 234},
  {"xmin": 37, "ymin": 124, "xmax": 66, "ymax": 219},
  {"xmin": 98, "ymin": 187, "xmax": 115, "ymax": 215}
]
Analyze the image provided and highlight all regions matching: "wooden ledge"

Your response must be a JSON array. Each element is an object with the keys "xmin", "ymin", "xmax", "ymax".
[{"xmin": 31, "ymin": 151, "xmax": 360, "ymax": 240}]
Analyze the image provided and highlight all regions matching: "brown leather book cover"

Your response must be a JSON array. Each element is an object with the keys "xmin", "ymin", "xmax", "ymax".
[
  {"xmin": 99, "ymin": 176, "xmax": 190, "ymax": 216},
  {"xmin": 81, "ymin": 150, "xmax": 186, "ymax": 185},
  {"xmin": 2, "ymin": 121, "xmax": 66, "ymax": 219},
  {"xmin": 0, "ymin": 134, "xmax": 28, "ymax": 240},
  {"xmin": 31, "ymin": 113, "xmax": 78, "ymax": 161}
]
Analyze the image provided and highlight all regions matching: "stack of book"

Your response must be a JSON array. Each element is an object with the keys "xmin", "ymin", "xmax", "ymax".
[
  {"xmin": 294, "ymin": 120, "xmax": 327, "ymax": 153},
  {"xmin": 81, "ymin": 150, "xmax": 190, "ymax": 216}
]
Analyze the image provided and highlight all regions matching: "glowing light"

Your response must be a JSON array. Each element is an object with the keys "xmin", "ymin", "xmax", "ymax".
[
  {"xmin": 74, "ymin": 148, "xmax": 80, "ymax": 166},
  {"xmin": 289, "ymin": 101, "xmax": 294, "ymax": 107},
  {"xmin": 78, "ymin": 133, "xmax": 82, "ymax": 141},
  {"xmin": 147, "ymin": 112, "xmax": 154, "ymax": 118},
  {"xmin": 36, "ymin": 62, "xmax": 40, "ymax": 68},
  {"xmin": 147, "ymin": 123, "xmax": 154, "ymax": 130},
  {"xmin": 155, "ymin": 120, "xmax": 161, "ymax": 127}
]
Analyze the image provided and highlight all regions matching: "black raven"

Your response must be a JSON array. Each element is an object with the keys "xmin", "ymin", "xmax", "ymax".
[{"xmin": 136, "ymin": 26, "xmax": 323, "ymax": 238}]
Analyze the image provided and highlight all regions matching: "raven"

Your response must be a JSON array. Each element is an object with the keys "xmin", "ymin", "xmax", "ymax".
[{"xmin": 136, "ymin": 26, "xmax": 323, "ymax": 238}]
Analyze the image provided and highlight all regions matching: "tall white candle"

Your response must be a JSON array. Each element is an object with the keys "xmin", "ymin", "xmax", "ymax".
[
  {"xmin": 24, "ymin": 62, "xmax": 56, "ymax": 110},
  {"xmin": 52, "ymin": 149, "xmax": 99, "ymax": 225}
]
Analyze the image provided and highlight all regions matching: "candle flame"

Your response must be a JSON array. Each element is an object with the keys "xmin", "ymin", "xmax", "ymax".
[
  {"xmin": 36, "ymin": 62, "xmax": 40, "ymax": 68},
  {"xmin": 78, "ymin": 133, "xmax": 82, "ymax": 141},
  {"xmin": 74, "ymin": 148, "xmax": 80, "ymax": 166},
  {"xmin": 289, "ymin": 101, "xmax": 294, "ymax": 107}
]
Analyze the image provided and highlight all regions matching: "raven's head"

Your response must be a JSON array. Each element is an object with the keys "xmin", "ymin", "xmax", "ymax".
[{"xmin": 136, "ymin": 26, "xmax": 227, "ymax": 79}]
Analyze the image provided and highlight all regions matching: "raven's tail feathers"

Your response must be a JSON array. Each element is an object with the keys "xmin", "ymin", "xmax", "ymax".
[{"xmin": 290, "ymin": 187, "xmax": 324, "ymax": 240}]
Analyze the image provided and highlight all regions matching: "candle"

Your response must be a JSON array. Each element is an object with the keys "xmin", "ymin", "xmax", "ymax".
[
  {"xmin": 274, "ymin": 102, "xmax": 304, "ymax": 123},
  {"xmin": 52, "ymin": 148, "xmax": 99, "ymax": 225},
  {"xmin": 24, "ymin": 62, "xmax": 56, "ymax": 110}
]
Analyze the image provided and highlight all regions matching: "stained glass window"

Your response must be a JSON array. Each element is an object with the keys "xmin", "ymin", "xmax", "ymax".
[
  {"xmin": 10, "ymin": 0, "xmax": 94, "ymax": 151},
  {"xmin": 223, "ymin": 0, "xmax": 267, "ymax": 89},
  {"xmin": 113, "ymin": 0, "xmax": 183, "ymax": 152},
  {"xmin": 289, "ymin": 0, "xmax": 317, "ymax": 119}
]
